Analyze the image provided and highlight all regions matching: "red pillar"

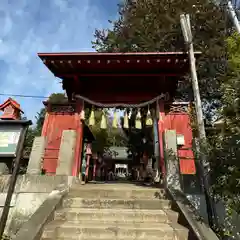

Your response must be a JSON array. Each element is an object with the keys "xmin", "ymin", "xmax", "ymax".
[
  {"xmin": 157, "ymin": 100, "xmax": 166, "ymax": 178},
  {"xmin": 72, "ymin": 99, "xmax": 84, "ymax": 177},
  {"xmin": 41, "ymin": 112, "xmax": 49, "ymax": 136}
]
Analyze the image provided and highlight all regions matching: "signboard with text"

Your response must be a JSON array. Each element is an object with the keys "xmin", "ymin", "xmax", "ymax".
[{"xmin": 0, "ymin": 126, "xmax": 22, "ymax": 157}]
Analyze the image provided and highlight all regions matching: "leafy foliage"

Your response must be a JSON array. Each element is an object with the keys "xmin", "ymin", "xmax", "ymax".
[
  {"xmin": 203, "ymin": 33, "xmax": 240, "ymax": 238},
  {"xmin": 209, "ymin": 33, "xmax": 240, "ymax": 216},
  {"xmin": 93, "ymin": 0, "xmax": 227, "ymax": 117},
  {"xmin": 48, "ymin": 93, "xmax": 68, "ymax": 104}
]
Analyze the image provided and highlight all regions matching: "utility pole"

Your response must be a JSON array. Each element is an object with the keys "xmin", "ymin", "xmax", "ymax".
[
  {"xmin": 227, "ymin": 1, "xmax": 240, "ymax": 34},
  {"xmin": 180, "ymin": 14, "xmax": 207, "ymax": 159},
  {"xmin": 180, "ymin": 14, "xmax": 218, "ymax": 229}
]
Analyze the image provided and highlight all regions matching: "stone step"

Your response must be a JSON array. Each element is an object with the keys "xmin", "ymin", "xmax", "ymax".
[
  {"xmin": 42, "ymin": 236, "xmax": 177, "ymax": 240},
  {"xmin": 55, "ymin": 208, "xmax": 178, "ymax": 223},
  {"xmin": 71, "ymin": 183, "xmax": 163, "ymax": 189},
  {"xmin": 62, "ymin": 197, "xmax": 171, "ymax": 209},
  {"xmin": 42, "ymin": 220, "xmax": 188, "ymax": 239},
  {"xmin": 42, "ymin": 236, "xmax": 179, "ymax": 240},
  {"xmin": 69, "ymin": 185, "xmax": 166, "ymax": 199}
]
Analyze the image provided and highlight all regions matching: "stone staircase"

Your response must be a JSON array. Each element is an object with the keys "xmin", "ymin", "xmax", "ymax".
[{"xmin": 41, "ymin": 183, "xmax": 189, "ymax": 240}]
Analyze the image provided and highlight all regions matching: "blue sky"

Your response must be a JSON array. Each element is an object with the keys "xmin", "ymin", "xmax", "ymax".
[{"xmin": 0, "ymin": 0, "xmax": 120, "ymax": 122}]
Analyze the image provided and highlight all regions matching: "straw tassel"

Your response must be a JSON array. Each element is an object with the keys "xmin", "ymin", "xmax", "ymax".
[
  {"xmin": 100, "ymin": 110, "xmax": 107, "ymax": 129},
  {"xmin": 112, "ymin": 111, "xmax": 118, "ymax": 128},
  {"xmin": 89, "ymin": 109, "xmax": 95, "ymax": 126},
  {"xmin": 135, "ymin": 109, "xmax": 142, "ymax": 129},
  {"xmin": 123, "ymin": 111, "xmax": 129, "ymax": 129},
  {"xmin": 146, "ymin": 109, "xmax": 153, "ymax": 126}
]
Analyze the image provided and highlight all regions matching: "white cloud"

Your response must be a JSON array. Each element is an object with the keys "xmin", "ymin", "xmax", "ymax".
[{"xmin": 0, "ymin": 0, "xmax": 119, "ymax": 122}]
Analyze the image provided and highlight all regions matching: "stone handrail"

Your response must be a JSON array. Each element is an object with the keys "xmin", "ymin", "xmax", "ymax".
[
  {"xmin": 166, "ymin": 187, "xmax": 219, "ymax": 240},
  {"xmin": 12, "ymin": 184, "xmax": 69, "ymax": 240}
]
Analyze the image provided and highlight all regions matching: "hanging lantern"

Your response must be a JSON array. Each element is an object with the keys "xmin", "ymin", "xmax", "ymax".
[
  {"xmin": 112, "ymin": 110, "xmax": 118, "ymax": 128},
  {"xmin": 123, "ymin": 110, "xmax": 129, "ymax": 129},
  {"xmin": 146, "ymin": 109, "xmax": 153, "ymax": 126},
  {"xmin": 100, "ymin": 110, "xmax": 107, "ymax": 129},
  {"xmin": 80, "ymin": 109, "xmax": 85, "ymax": 120},
  {"xmin": 89, "ymin": 109, "xmax": 95, "ymax": 126},
  {"xmin": 135, "ymin": 109, "xmax": 142, "ymax": 129}
]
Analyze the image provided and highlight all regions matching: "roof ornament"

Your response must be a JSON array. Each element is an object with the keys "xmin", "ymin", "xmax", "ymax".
[{"xmin": 0, "ymin": 98, "xmax": 24, "ymax": 120}]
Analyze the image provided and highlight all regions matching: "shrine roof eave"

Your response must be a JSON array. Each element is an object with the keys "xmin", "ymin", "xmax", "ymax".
[
  {"xmin": 0, "ymin": 98, "xmax": 24, "ymax": 113},
  {"xmin": 38, "ymin": 51, "xmax": 201, "ymax": 77},
  {"xmin": 0, "ymin": 120, "xmax": 32, "ymax": 126},
  {"xmin": 38, "ymin": 51, "xmax": 202, "ymax": 58}
]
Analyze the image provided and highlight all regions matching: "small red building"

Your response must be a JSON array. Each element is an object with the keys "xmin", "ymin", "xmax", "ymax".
[
  {"xmin": 0, "ymin": 98, "xmax": 23, "ymax": 120},
  {"xmin": 38, "ymin": 52, "xmax": 199, "ymax": 177}
]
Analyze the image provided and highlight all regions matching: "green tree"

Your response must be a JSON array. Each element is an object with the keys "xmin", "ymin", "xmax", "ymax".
[
  {"xmin": 48, "ymin": 93, "xmax": 68, "ymax": 104},
  {"xmin": 209, "ymin": 33, "xmax": 240, "ymax": 217},
  {"xmin": 93, "ymin": 0, "xmax": 227, "ymax": 121}
]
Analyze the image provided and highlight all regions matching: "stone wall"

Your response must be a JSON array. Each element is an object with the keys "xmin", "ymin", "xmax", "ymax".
[
  {"xmin": 0, "ymin": 129, "xmax": 79, "ymax": 237},
  {"xmin": 0, "ymin": 175, "xmax": 75, "ymax": 236},
  {"xmin": 164, "ymin": 129, "xmax": 240, "ymax": 238}
]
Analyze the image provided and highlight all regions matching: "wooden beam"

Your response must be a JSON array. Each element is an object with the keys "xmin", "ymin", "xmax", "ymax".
[
  {"xmin": 44, "ymin": 58, "xmax": 188, "ymax": 64},
  {"xmin": 57, "ymin": 73, "xmax": 183, "ymax": 78}
]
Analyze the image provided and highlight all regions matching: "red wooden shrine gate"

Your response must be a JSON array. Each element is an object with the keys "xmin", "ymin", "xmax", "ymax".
[{"xmin": 38, "ymin": 52, "xmax": 198, "ymax": 178}]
